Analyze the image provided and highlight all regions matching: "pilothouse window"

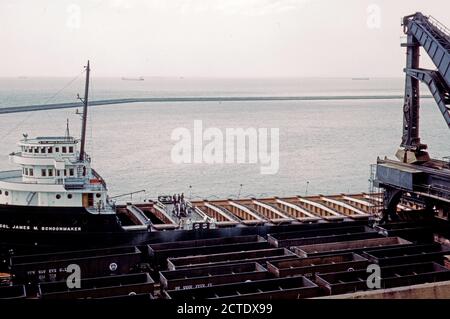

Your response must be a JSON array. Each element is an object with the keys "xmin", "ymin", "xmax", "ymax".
[
  {"xmin": 48, "ymin": 169, "xmax": 53, "ymax": 177},
  {"xmin": 69, "ymin": 146, "xmax": 74, "ymax": 153},
  {"xmin": 62, "ymin": 147, "xmax": 67, "ymax": 153},
  {"xmin": 41, "ymin": 169, "xmax": 46, "ymax": 177}
]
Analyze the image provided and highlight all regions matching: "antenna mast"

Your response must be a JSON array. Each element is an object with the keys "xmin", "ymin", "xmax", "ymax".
[
  {"xmin": 65, "ymin": 119, "xmax": 70, "ymax": 140},
  {"xmin": 78, "ymin": 60, "xmax": 90, "ymax": 161}
]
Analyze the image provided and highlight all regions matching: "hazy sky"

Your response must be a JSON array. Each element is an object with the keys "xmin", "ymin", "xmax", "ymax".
[{"xmin": 1, "ymin": 0, "xmax": 449, "ymax": 77}]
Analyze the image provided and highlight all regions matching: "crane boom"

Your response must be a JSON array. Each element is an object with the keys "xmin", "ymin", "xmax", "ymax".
[{"xmin": 397, "ymin": 13, "xmax": 450, "ymax": 163}]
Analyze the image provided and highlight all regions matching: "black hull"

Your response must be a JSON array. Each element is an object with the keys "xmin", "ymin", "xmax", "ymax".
[
  {"xmin": 0, "ymin": 209, "xmax": 372, "ymax": 272},
  {"xmin": 2, "ymin": 204, "xmax": 449, "ymax": 272},
  {"xmin": 0, "ymin": 204, "xmax": 123, "ymax": 233},
  {"xmin": 0, "ymin": 204, "xmax": 126, "ymax": 263}
]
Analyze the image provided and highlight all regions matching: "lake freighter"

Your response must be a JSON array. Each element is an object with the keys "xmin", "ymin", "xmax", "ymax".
[
  {"xmin": 1, "ymin": 12, "xmax": 450, "ymax": 300},
  {"xmin": 0, "ymin": 62, "xmax": 385, "ymax": 255},
  {"xmin": 0, "ymin": 64, "xmax": 115, "ymax": 235},
  {"xmin": 0, "ymin": 59, "xmax": 437, "ymax": 253}
]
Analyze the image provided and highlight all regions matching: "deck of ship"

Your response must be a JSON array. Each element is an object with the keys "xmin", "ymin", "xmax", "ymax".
[{"xmin": 113, "ymin": 192, "xmax": 425, "ymax": 231}]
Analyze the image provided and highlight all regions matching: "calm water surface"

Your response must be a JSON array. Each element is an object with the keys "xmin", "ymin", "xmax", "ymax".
[{"xmin": 0, "ymin": 77, "xmax": 447, "ymax": 201}]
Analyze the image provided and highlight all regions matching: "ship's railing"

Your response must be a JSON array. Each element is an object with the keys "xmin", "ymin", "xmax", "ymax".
[
  {"xmin": 415, "ymin": 183, "xmax": 450, "ymax": 201},
  {"xmin": 0, "ymin": 169, "xmax": 22, "ymax": 180},
  {"xmin": 91, "ymin": 168, "xmax": 106, "ymax": 188},
  {"xmin": 428, "ymin": 15, "xmax": 450, "ymax": 39},
  {"xmin": 58, "ymin": 176, "xmax": 104, "ymax": 191},
  {"xmin": 11, "ymin": 150, "xmax": 79, "ymax": 162},
  {"xmin": 64, "ymin": 183, "xmax": 104, "ymax": 191},
  {"xmin": 63, "ymin": 177, "xmax": 85, "ymax": 190}
]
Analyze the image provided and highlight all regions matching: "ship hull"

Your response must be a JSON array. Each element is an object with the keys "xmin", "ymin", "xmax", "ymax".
[
  {"xmin": 0, "ymin": 204, "xmax": 124, "ymax": 232},
  {"xmin": 0, "ymin": 204, "xmax": 132, "ymax": 253}
]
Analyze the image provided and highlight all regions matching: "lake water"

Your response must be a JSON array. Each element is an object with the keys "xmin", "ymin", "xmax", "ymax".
[{"xmin": 0, "ymin": 77, "xmax": 448, "ymax": 201}]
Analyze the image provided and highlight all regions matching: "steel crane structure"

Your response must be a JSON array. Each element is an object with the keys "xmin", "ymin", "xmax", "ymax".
[{"xmin": 375, "ymin": 12, "xmax": 450, "ymax": 223}]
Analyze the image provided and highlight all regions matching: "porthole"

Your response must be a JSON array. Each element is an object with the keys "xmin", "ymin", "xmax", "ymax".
[
  {"xmin": 0, "ymin": 190, "xmax": 2, "ymax": 195},
  {"xmin": 4, "ymin": 191, "xmax": 8, "ymax": 196},
  {"xmin": 56, "ymin": 194, "xmax": 61, "ymax": 199},
  {"xmin": 96, "ymin": 193, "xmax": 101, "ymax": 198},
  {"xmin": 67, "ymin": 194, "xmax": 73, "ymax": 199}
]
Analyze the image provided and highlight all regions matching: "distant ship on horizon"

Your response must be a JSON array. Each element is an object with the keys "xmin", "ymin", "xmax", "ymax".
[
  {"xmin": 121, "ymin": 76, "xmax": 144, "ymax": 81},
  {"xmin": 351, "ymin": 77, "xmax": 370, "ymax": 81}
]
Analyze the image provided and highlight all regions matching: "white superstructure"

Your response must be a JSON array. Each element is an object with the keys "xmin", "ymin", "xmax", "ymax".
[{"xmin": 0, "ymin": 134, "xmax": 111, "ymax": 213}]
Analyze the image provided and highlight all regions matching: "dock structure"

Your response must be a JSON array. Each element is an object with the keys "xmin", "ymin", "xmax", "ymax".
[
  {"xmin": 0, "ymin": 95, "xmax": 432, "ymax": 115},
  {"xmin": 374, "ymin": 13, "xmax": 450, "ymax": 225}
]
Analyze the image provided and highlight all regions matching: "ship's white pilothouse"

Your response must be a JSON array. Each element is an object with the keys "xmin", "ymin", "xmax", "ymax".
[
  {"xmin": 0, "ymin": 61, "xmax": 215, "ymax": 238},
  {"xmin": 0, "ymin": 61, "xmax": 114, "ymax": 223},
  {"xmin": 1, "ymin": 134, "xmax": 110, "ymax": 213}
]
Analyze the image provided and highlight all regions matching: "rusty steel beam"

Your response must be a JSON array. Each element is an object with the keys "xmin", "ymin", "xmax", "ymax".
[
  {"xmin": 294, "ymin": 197, "xmax": 345, "ymax": 221},
  {"xmin": 163, "ymin": 276, "xmax": 320, "ymax": 300},
  {"xmin": 251, "ymin": 199, "xmax": 295, "ymax": 223},
  {"xmin": 267, "ymin": 253, "xmax": 369, "ymax": 278},
  {"xmin": 292, "ymin": 237, "xmax": 413, "ymax": 257},
  {"xmin": 341, "ymin": 195, "xmax": 375, "ymax": 213},
  {"xmin": 269, "ymin": 232, "xmax": 382, "ymax": 248},
  {"xmin": 316, "ymin": 262, "xmax": 450, "ymax": 295},
  {"xmin": 319, "ymin": 196, "xmax": 370, "ymax": 220},
  {"xmin": 38, "ymin": 273, "xmax": 155, "ymax": 300},
  {"xmin": 373, "ymin": 222, "xmax": 435, "ymax": 242},
  {"xmin": 269, "ymin": 198, "xmax": 322, "ymax": 222},
  {"xmin": 159, "ymin": 262, "xmax": 269, "ymax": 291},
  {"xmin": 148, "ymin": 235, "xmax": 269, "ymax": 269},
  {"xmin": 227, "ymin": 200, "xmax": 269, "ymax": 222},
  {"xmin": 167, "ymin": 248, "xmax": 295, "ymax": 270},
  {"xmin": 267, "ymin": 226, "xmax": 378, "ymax": 248},
  {"xmin": 363, "ymin": 243, "xmax": 450, "ymax": 266},
  {"xmin": 10, "ymin": 246, "xmax": 142, "ymax": 284}
]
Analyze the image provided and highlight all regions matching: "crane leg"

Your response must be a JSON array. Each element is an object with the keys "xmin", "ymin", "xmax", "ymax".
[{"xmin": 380, "ymin": 187, "xmax": 402, "ymax": 223}]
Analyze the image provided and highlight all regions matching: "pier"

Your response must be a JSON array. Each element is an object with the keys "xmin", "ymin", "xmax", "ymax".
[{"xmin": 0, "ymin": 94, "xmax": 432, "ymax": 115}]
